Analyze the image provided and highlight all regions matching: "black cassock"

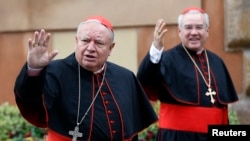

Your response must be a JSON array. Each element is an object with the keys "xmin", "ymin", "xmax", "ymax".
[
  {"xmin": 137, "ymin": 44, "xmax": 239, "ymax": 141},
  {"xmin": 14, "ymin": 53, "xmax": 158, "ymax": 141}
]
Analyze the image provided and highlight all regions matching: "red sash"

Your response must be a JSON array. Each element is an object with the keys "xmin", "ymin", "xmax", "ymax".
[
  {"xmin": 47, "ymin": 129, "xmax": 71, "ymax": 141},
  {"xmin": 159, "ymin": 103, "xmax": 228, "ymax": 133}
]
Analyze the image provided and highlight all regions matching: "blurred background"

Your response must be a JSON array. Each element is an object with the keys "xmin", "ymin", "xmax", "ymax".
[{"xmin": 0, "ymin": 0, "xmax": 249, "ymax": 140}]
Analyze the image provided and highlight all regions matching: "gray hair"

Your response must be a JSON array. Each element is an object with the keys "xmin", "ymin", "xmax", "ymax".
[
  {"xmin": 76, "ymin": 21, "xmax": 114, "ymax": 42},
  {"xmin": 177, "ymin": 10, "xmax": 209, "ymax": 28}
]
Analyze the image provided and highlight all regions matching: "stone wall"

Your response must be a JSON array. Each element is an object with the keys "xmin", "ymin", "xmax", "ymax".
[
  {"xmin": 225, "ymin": 0, "xmax": 250, "ymax": 50},
  {"xmin": 225, "ymin": 0, "xmax": 250, "ymax": 124}
]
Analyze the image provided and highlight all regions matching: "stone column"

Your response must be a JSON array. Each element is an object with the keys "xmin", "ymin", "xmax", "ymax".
[{"xmin": 225, "ymin": 0, "xmax": 250, "ymax": 124}]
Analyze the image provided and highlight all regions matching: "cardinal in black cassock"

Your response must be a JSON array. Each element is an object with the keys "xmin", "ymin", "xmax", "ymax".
[
  {"xmin": 137, "ymin": 6, "xmax": 239, "ymax": 141},
  {"xmin": 137, "ymin": 44, "xmax": 239, "ymax": 141},
  {"xmin": 14, "ymin": 53, "xmax": 158, "ymax": 141}
]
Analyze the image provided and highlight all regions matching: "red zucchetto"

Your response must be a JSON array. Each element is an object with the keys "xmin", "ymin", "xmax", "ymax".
[
  {"xmin": 83, "ymin": 16, "xmax": 113, "ymax": 32},
  {"xmin": 182, "ymin": 7, "xmax": 205, "ymax": 14}
]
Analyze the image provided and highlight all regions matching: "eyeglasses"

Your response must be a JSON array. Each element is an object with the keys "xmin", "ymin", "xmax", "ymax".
[{"xmin": 182, "ymin": 24, "xmax": 207, "ymax": 31}]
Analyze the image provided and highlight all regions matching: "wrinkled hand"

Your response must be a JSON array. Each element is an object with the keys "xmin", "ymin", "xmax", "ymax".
[
  {"xmin": 153, "ymin": 19, "xmax": 168, "ymax": 50},
  {"xmin": 27, "ymin": 29, "xmax": 58, "ymax": 69}
]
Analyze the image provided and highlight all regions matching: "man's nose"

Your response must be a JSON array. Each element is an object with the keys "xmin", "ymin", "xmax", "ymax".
[
  {"xmin": 87, "ymin": 41, "xmax": 96, "ymax": 50},
  {"xmin": 190, "ymin": 28, "xmax": 199, "ymax": 34}
]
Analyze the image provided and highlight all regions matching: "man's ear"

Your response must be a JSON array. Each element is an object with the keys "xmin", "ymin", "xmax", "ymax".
[{"xmin": 110, "ymin": 42, "xmax": 115, "ymax": 50}]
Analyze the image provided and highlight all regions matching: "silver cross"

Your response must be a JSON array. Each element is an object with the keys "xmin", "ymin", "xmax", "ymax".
[
  {"xmin": 205, "ymin": 87, "xmax": 216, "ymax": 104},
  {"xmin": 69, "ymin": 126, "xmax": 83, "ymax": 141}
]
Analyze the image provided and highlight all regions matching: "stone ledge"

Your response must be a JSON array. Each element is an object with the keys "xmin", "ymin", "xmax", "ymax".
[{"xmin": 229, "ymin": 94, "xmax": 250, "ymax": 124}]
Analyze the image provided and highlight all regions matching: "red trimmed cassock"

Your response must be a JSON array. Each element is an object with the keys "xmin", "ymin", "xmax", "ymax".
[
  {"xmin": 14, "ymin": 53, "xmax": 158, "ymax": 141},
  {"xmin": 137, "ymin": 44, "xmax": 239, "ymax": 141}
]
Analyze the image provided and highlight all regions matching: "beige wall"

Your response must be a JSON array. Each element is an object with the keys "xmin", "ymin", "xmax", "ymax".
[
  {"xmin": 0, "ymin": 0, "xmax": 243, "ymax": 105},
  {"xmin": 110, "ymin": 29, "xmax": 138, "ymax": 73},
  {"xmin": 0, "ymin": 0, "xmax": 200, "ymax": 31},
  {"xmin": 0, "ymin": 0, "xmax": 200, "ymax": 74}
]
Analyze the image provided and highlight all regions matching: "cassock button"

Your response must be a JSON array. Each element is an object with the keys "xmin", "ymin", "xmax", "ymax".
[
  {"xmin": 110, "ymin": 120, "xmax": 115, "ymax": 124},
  {"xmin": 108, "ymin": 110, "xmax": 113, "ymax": 114},
  {"xmin": 102, "ymin": 92, "xmax": 107, "ymax": 96},
  {"xmin": 105, "ymin": 101, "xmax": 110, "ymax": 105},
  {"xmin": 112, "ymin": 130, "xmax": 117, "ymax": 134}
]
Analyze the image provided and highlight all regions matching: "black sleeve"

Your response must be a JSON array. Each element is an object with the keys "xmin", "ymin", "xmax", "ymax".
[
  {"xmin": 14, "ymin": 63, "xmax": 47, "ymax": 128},
  {"xmin": 137, "ymin": 52, "xmax": 161, "ymax": 101}
]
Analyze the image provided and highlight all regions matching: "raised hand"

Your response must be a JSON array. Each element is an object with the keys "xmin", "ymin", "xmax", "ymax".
[
  {"xmin": 27, "ymin": 29, "xmax": 58, "ymax": 69},
  {"xmin": 153, "ymin": 19, "xmax": 168, "ymax": 50}
]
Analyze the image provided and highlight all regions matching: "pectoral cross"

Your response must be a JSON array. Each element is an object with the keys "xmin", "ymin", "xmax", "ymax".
[
  {"xmin": 69, "ymin": 126, "xmax": 83, "ymax": 141},
  {"xmin": 205, "ymin": 87, "xmax": 216, "ymax": 104}
]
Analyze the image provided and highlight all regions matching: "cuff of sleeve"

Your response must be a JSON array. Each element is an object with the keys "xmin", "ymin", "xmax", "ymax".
[
  {"xmin": 149, "ymin": 43, "xmax": 164, "ymax": 63},
  {"xmin": 27, "ymin": 65, "xmax": 43, "ymax": 76}
]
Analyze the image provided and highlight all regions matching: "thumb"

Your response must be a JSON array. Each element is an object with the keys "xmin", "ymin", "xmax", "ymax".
[{"xmin": 48, "ymin": 50, "xmax": 59, "ymax": 61}]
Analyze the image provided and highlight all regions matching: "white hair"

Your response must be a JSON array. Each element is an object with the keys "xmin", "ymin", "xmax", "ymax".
[
  {"xmin": 177, "ymin": 10, "xmax": 209, "ymax": 28},
  {"xmin": 76, "ymin": 21, "xmax": 114, "ymax": 42}
]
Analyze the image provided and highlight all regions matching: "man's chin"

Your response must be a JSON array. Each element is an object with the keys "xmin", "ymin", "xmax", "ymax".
[
  {"xmin": 188, "ymin": 44, "xmax": 201, "ymax": 49},
  {"xmin": 81, "ymin": 62, "xmax": 96, "ymax": 70}
]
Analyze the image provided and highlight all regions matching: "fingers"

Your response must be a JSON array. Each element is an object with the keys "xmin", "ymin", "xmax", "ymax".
[
  {"xmin": 155, "ymin": 19, "xmax": 167, "ymax": 36},
  {"xmin": 32, "ymin": 31, "xmax": 39, "ymax": 47},
  {"xmin": 48, "ymin": 50, "xmax": 59, "ymax": 61},
  {"xmin": 37, "ymin": 30, "xmax": 45, "ymax": 46},
  {"xmin": 155, "ymin": 19, "xmax": 163, "ymax": 35},
  {"xmin": 31, "ymin": 29, "xmax": 50, "ymax": 48},
  {"xmin": 27, "ymin": 29, "xmax": 57, "ymax": 69},
  {"xmin": 43, "ymin": 33, "xmax": 51, "ymax": 47},
  {"xmin": 153, "ymin": 19, "xmax": 168, "ymax": 50},
  {"xmin": 28, "ymin": 39, "xmax": 33, "ymax": 50}
]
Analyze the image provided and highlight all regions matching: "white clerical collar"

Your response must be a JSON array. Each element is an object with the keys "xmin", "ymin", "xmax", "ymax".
[
  {"xmin": 196, "ymin": 48, "xmax": 204, "ymax": 55},
  {"xmin": 93, "ymin": 64, "xmax": 106, "ymax": 74}
]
